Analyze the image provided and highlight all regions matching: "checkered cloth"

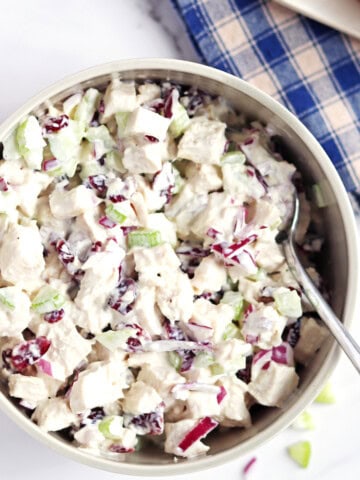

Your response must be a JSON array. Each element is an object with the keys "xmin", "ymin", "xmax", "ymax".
[{"xmin": 172, "ymin": 0, "xmax": 360, "ymax": 199}]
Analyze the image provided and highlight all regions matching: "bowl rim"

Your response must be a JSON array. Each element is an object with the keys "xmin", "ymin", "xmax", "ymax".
[{"xmin": 0, "ymin": 58, "xmax": 359, "ymax": 476}]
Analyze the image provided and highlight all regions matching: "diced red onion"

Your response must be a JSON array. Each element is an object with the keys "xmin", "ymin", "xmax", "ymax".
[
  {"xmin": 99, "ymin": 216, "xmax": 117, "ymax": 229},
  {"xmin": 43, "ymin": 114, "xmax": 69, "ymax": 134},
  {"xmin": 243, "ymin": 456, "xmax": 257, "ymax": 476},
  {"xmin": 0, "ymin": 176, "xmax": 9, "ymax": 192},
  {"xmin": 43, "ymin": 158, "xmax": 60, "ymax": 172},
  {"xmin": 216, "ymin": 385, "xmax": 227, "ymax": 404},
  {"xmin": 37, "ymin": 358, "xmax": 53, "ymax": 376},
  {"xmin": 178, "ymin": 417, "xmax": 218, "ymax": 452}
]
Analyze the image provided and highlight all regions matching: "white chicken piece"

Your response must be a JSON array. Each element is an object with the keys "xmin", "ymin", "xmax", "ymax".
[
  {"xmin": 137, "ymin": 364, "xmax": 185, "ymax": 407},
  {"xmin": 184, "ymin": 163, "xmax": 222, "ymax": 193},
  {"xmin": 165, "ymin": 184, "xmax": 208, "ymax": 238},
  {"xmin": 0, "ymin": 222, "xmax": 45, "ymax": 292},
  {"xmin": 294, "ymin": 316, "xmax": 329, "ymax": 365},
  {"xmin": 122, "ymin": 143, "xmax": 163, "ymax": 174},
  {"xmin": 102, "ymin": 79, "xmax": 138, "ymax": 122},
  {"xmin": 124, "ymin": 106, "xmax": 171, "ymax": 142},
  {"xmin": 37, "ymin": 318, "xmax": 92, "ymax": 382},
  {"xmin": 69, "ymin": 360, "xmax": 130, "ymax": 413},
  {"xmin": 130, "ymin": 284, "xmax": 163, "ymax": 336},
  {"xmin": 32, "ymin": 397, "xmax": 77, "ymax": 431},
  {"xmin": 214, "ymin": 339, "xmax": 252, "ymax": 373},
  {"xmin": 165, "ymin": 420, "xmax": 209, "ymax": 458},
  {"xmin": 156, "ymin": 270, "xmax": 194, "ymax": 323},
  {"xmin": 177, "ymin": 117, "xmax": 226, "ymax": 165},
  {"xmin": 215, "ymin": 376, "xmax": 251, "ymax": 427},
  {"xmin": 191, "ymin": 192, "xmax": 241, "ymax": 242},
  {"xmin": 242, "ymin": 305, "xmax": 287, "ymax": 349},
  {"xmin": 122, "ymin": 381, "xmax": 162, "ymax": 415},
  {"xmin": 8, "ymin": 374, "xmax": 50, "ymax": 405},
  {"xmin": 49, "ymin": 185, "xmax": 100, "ymax": 220},
  {"xmin": 133, "ymin": 243, "xmax": 181, "ymax": 287},
  {"xmin": 191, "ymin": 255, "xmax": 227, "ymax": 293},
  {"xmin": 0, "ymin": 287, "xmax": 31, "ymax": 336},
  {"xmin": 75, "ymin": 242, "xmax": 125, "ymax": 333},
  {"xmin": 191, "ymin": 299, "xmax": 234, "ymax": 342},
  {"xmin": 248, "ymin": 362, "xmax": 299, "ymax": 407}
]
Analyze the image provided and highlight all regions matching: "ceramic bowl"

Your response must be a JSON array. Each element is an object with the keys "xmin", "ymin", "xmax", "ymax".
[{"xmin": 0, "ymin": 59, "xmax": 358, "ymax": 476}]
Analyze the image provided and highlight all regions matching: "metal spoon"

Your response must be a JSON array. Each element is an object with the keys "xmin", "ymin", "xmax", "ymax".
[{"xmin": 276, "ymin": 193, "xmax": 360, "ymax": 373}]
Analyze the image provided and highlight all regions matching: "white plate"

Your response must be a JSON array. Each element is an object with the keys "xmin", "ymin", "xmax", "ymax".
[{"xmin": 274, "ymin": 0, "xmax": 360, "ymax": 39}]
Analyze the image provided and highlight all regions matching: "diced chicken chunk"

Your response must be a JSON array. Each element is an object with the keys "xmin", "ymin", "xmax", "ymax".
[
  {"xmin": 75, "ymin": 242, "xmax": 125, "ymax": 333},
  {"xmin": 0, "ymin": 287, "xmax": 31, "ymax": 336},
  {"xmin": 191, "ymin": 255, "xmax": 226, "ymax": 293},
  {"xmin": 69, "ymin": 360, "xmax": 129, "ymax": 413},
  {"xmin": 8, "ymin": 374, "xmax": 50, "ymax": 405},
  {"xmin": 131, "ymin": 284, "xmax": 163, "ymax": 336},
  {"xmin": 191, "ymin": 192, "xmax": 240, "ymax": 242},
  {"xmin": 133, "ymin": 243, "xmax": 181, "ymax": 286},
  {"xmin": 177, "ymin": 118, "xmax": 226, "ymax": 165},
  {"xmin": 156, "ymin": 270, "xmax": 194, "ymax": 323},
  {"xmin": 215, "ymin": 377, "xmax": 251, "ymax": 427},
  {"xmin": 37, "ymin": 319, "xmax": 92, "ymax": 382},
  {"xmin": 0, "ymin": 223, "xmax": 45, "ymax": 292},
  {"xmin": 32, "ymin": 397, "xmax": 77, "ymax": 431},
  {"xmin": 122, "ymin": 381, "xmax": 162, "ymax": 415},
  {"xmin": 137, "ymin": 364, "xmax": 185, "ymax": 406},
  {"xmin": 122, "ymin": 143, "xmax": 163, "ymax": 174},
  {"xmin": 102, "ymin": 80, "xmax": 138, "ymax": 121},
  {"xmin": 185, "ymin": 163, "xmax": 222, "ymax": 193},
  {"xmin": 214, "ymin": 339, "xmax": 252, "ymax": 372},
  {"xmin": 294, "ymin": 316, "xmax": 329, "ymax": 365},
  {"xmin": 183, "ymin": 391, "xmax": 220, "ymax": 419},
  {"xmin": 49, "ymin": 185, "xmax": 99, "ymax": 220},
  {"xmin": 192, "ymin": 299, "xmax": 234, "ymax": 342},
  {"xmin": 165, "ymin": 184, "xmax": 208, "ymax": 238},
  {"xmin": 125, "ymin": 106, "xmax": 171, "ymax": 142},
  {"xmin": 248, "ymin": 362, "xmax": 299, "ymax": 407},
  {"xmin": 242, "ymin": 305, "xmax": 287, "ymax": 349},
  {"xmin": 165, "ymin": 420, "xmax": 209, "ymax": 458}
]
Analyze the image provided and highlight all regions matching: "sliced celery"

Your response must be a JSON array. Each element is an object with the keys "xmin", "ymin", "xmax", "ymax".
[
  {"xmin": 105, "ymin": 204, "xmax": 127, "ymax": 225},
  {"xmin": 31, "ymin": 286, "xmax": 65, "ymax": 314},
  {"xmin": 169, "ymin": 104, "xmax": 190, "ymax": 138},
  {"xmin": 274, "ymin": 288, "xmax": 302, "ymax": 318},
  {"xmin": 314, "ymin": 383, "xmax": 336, "ymax": 404},
  {"xmin": 287, "ymin": 441, "xmax": 311, "ymax": 468},
  {"xmin": 221, "ymin": 291, "xmax": 243, "ymax": 322},
  {"xmin": 128, "ymin": 229, "xmax": 162, "ymax": 248},
  {"xmin": 221, "ymin": 151, "xmax": 246, "ymax": 164},
  {"xmin": 98, "ymin": 415, "xmax": 124, "ymax": 440}
]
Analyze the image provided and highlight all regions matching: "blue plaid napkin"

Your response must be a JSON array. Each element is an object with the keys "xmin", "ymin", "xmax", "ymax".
[{"xmin": 172, "ymin": 0, "xmax": 360, "ymax": 199}]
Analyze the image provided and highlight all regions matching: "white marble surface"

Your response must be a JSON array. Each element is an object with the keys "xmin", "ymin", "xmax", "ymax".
[{"xmin": 0, "ymin": 1, "xmax": 359, "ymax": 479}]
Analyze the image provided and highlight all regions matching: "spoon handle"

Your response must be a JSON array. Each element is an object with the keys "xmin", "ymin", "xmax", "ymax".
[{"xmin": 283, "ymin": 240, "xmax": 360, "ymax": 374}]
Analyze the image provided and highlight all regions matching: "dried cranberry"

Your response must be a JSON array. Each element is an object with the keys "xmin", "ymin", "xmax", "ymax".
[
  {"xmin": 108, "ymin": 278, "xmax": 137, "ymax": 315},
  {"xmin": 109, "ymin": 194, "xmax": 126, "ymax": 203},
  {"xmin": 144, "ymin": 135, "xmax": 159, "ymax": 143},
  {"xmin": 108, "ymin": 445, "xmax": 135, "ymax": 454},
  {"xmin": 2, "ymin": 348, "xmax": 12, "ymax": 369},
  {"xmin": 179, "ymin": 350, "xmax": 196, "ymax": 372},
  {"xmin": 286, "ymin": 319, "xmax": 301, "ymax": 347},
  {"xmin": 236, "ymin": 355, "xmax": 252, "ymax": 384},
  {"xmin": 88, "ymin": 174, "xmax": 107, "ymax": 196},
  {"xmin": 43, "ymin": 115, "xmax": 69, "ymax": 133},
  {"xmin": 163, "ymin": 90, "xmax": 175, "ymax": 118},
  {"xmin": 84, "ymin": 407, "xmax": 105, "ymax": 425},
  {"xmin": 0, "ymin": 177, "xmax": 9, "ymax": 192},
  {"xmin": 10, "ymin": 337, "xmax": 51, "ymax": 372},
  {"xmin": 90, "ymin": 241, "xmax": 102, "ymax": 252},
  {"xmin": 126, "ymin": 410, "xmax": 164, "ymax": 435},
  {"xmin": 126, "ymin": 337, "xmax": 142, "ymax": 352},
  {"xmin": 44, "ymin": 308, "xmax": 64, "ymax": 323},
  {"xmin": 98, "ymin": 99, "xmax": 105, "ymax": 114},
  {"xmin": 163, "ymin": 319, "xmax": 187, "ymax": 341},
  {"xmin": 55, "ymin": 239, "xmax": 75, "ymax": 265}
]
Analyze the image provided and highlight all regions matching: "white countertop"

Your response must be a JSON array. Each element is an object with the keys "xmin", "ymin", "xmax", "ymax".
[{"xmin": 0, "ymin": 1, "xmax": 359, "ymax": 479}]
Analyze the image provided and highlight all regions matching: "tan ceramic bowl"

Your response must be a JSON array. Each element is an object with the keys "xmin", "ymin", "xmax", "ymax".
[{"xmin": 0, "ymin": 59, "xmax": 359, "ymax": 476}]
